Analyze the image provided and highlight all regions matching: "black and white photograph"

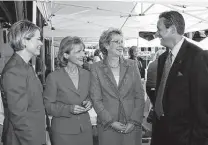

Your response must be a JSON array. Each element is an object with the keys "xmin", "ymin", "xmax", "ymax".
[{"xmin": 0, "ymin": 1, "xmax": 208, "ymax": 145}]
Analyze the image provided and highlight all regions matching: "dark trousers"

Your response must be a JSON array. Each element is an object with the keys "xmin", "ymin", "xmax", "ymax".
[{"xmin": 151, "ymin": 116, "xmax": 170, "ymax": 145}]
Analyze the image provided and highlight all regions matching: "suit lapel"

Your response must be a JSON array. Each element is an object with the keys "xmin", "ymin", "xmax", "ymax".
[
  {"xmin": 62, "ymin": 68, "xmax": 79, "ymax": 95},
  {"xmin": 102, "ymin": 58, "xmax": 118, "ymax": 88},
  {"xmin": 77, "ymin": 67, "xmax": 88, "ymax": 98},
  {"xmin": 118, "ymin": 58, "xmax": 129, "ymax": 89}
]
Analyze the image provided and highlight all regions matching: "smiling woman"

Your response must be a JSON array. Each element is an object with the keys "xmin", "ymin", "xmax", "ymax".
[
  {"xmin": 90, "ymin": 28, "xmax": 145, "ymax": 145},
  {"xmin": 0, "ymin": 20, "xmax": 46, "ymax": 145},
  {"xmin": 43, "ymin": 36, "xmax": 93, "ymax": 145}
]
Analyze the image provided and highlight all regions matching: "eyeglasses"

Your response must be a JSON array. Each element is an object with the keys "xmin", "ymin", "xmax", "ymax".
[{"xmin": 110, "ymin": 40, "xmax": 124, "ymax": 45}]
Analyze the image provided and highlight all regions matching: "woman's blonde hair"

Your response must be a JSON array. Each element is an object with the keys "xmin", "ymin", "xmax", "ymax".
[
  {"xmin": 99, "ymin": 28, "xmax": 123, "ymax": 56},
  {"xmin": 58, "ymin": 36, "xmax": 85, "ymax": 67},
  {"xmin": 8, "ymin": 20, "xmax": 40, "ymax": 51}
]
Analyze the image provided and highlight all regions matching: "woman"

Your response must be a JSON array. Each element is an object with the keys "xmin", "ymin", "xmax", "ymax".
[
  {"xmin": 0, "ymin": 20, "xmax": 46, "ymax": 145},
  {"xmin": 43, "ymin": 36, "xmax": 93, "ymax": 145},
  {"xmin": 90, "ymin": 28, "xmax": 145, "ymax": 145},
  {"xmin": 93, "ymin": 49, "xmax": 103, "ymax": 62},
  {"xmin": 128, "ymin": 46, "xmax": 145, "ymax": 79},
  {"xmin": 146, "ymin": 49, "xmax": 165, "ymax": 105}
]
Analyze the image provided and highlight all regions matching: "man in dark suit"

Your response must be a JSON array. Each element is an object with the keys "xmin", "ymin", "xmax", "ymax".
[{"xmin": 151, "ymin": 11, "xmax": 208, "ymax": 145}]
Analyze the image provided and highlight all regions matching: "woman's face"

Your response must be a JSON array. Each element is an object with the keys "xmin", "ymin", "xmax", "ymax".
[
  {"xmin": 65, "ymin": 44, "xmax": 85, "ymax": 66},
  {"xmin": 107, "ymin": 34, "xmax": 124, "ymax": 57},
  {"xmin": 133, "ymin": 48, "xmax": 139, "ymax": 57},
  {"xmin": 25, "ymin": 30, "xmax": 43, "ymax": 56}
]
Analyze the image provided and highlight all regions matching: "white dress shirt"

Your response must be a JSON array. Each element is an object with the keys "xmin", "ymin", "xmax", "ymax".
[{"xmin": 170, "ymin": 37, "xmax": 185, "ymax": 66}]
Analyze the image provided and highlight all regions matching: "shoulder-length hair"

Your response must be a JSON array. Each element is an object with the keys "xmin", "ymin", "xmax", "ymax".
[
  {"xmin": 99, "ymin": 28, "xmax": 123, "ymax": 56},
  {"xmin": 58, "ymin": 36, "xmax": 85, "ymax": 67},
  {"xmin": 8, "ymin": 20, "xmax": 40, "ymax": 51},
  {"xmin": 128, "ymin": 46, "xmax": 138, "ymax": 59}
]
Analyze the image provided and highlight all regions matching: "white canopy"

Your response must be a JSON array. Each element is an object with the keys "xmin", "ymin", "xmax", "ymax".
[
  {"xmin": 149, "ymin": 38, "xmax": 163, "ymax": 47},
  {"xmin": 125, "ymin": 37, "xmax": 150, "ymax": 47},
  {"xmin": 37, "ymin": 1, "xmax": 208, "ymax": 44},
  {"xmin": 199, "ymin": 37, "xmax": 208, "ymax": 49}
]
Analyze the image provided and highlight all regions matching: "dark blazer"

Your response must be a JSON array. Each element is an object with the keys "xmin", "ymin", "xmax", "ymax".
[
  {"xmin": 151, "ymin": 39, "xmax": 208, "ymax": 145},
  {"xmin": 0, "ymin": 53, "xmax": 46, "ymax": 145},
  {"xmin": 90, "ymin": 58, "xmax": 145, "ymax": 145},
  {"xmin": 43, "ymin": 67, "xmax": 92, "ymax": 135}
]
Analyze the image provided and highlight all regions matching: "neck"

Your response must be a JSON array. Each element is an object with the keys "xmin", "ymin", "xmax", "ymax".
[
  {"xmin": 16, "ymin": 50, "xmax": 33, "ymax": 63},
  {"xmin": 66, "ymin": 62, "xmax": 78, "ymax": 74},
  {"xmin": 169, "ymin": 35, "xmax": 183, "ymax": 50},
  {"xmin": 107, "ymin": 55, "xmax": 120, "ymax": 67}
]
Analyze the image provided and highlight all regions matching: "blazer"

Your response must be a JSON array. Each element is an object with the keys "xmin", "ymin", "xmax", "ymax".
[
  {"xmin": 43, "ymin": 67, "xmax": 92, "ymax": 134},
  {"xmin": 90, "ymin": 58, "xmax": 145, "ymax": 128},
  {"xmin": 152, "ymin": 39, "xmax": 208, "ymax": 145},
  {"xmin": 0, "ymin": 53, "xmax": 46, "ymax": 145}
]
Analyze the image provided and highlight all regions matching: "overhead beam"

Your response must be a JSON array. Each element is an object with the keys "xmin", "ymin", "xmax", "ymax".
[
  {"xmin": 120, "ymin": 2, "xmax": 138, "ymax": 30},
  {"xmin": 14, "ymin": 1, "xmax": 24, "ymax": 21},
  {"xmin": 0, "ymin": 1, "xmax": 13, "ymax": 23}
]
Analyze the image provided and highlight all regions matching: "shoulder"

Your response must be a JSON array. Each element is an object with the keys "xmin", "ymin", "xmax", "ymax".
[
  {"xmin": 2, "ymin": 61, "xmax": 27, "ymax": 78},
  {"xmin": 91, "ymin": 61, "xmax": 103, "ymax": 70},
  {"xmin": 194, "ymin": 50, "xmax": 208, "ymax": 63},
  {"xmin": 123, "ymin": 58, "xmax": 136, "ymax": 66},
  {"xmin": 46, "ymin": 68, "xmax": 63, "ymax": 81},
  {"xmin": 80, "ymin": 67, "xmax": 90, "ymax": 75},
  {"xmin": 184, "ymin": 39, "xmax": 203, "ymax": 54}
]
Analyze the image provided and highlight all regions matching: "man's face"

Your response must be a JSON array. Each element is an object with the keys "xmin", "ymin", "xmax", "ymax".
[{"xmin": 156, "ymin": 17, "xmax": 173, "ymax": 48}]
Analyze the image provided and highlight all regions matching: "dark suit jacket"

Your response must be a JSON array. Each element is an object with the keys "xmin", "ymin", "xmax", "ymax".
[
  {"xmin": 151, "ymin": 39, "xmax": 208, "ymax": 145},
  {"xmin": 90, "ymin": 58, "xmax": 145, "ymax": 127},
  {"xmin": 43, "ymin": 67, "xmax": 92, "ymax": 135},
  {"xmin": 0, "ymin": 53, "xmax": 46, "ymax": 145}
]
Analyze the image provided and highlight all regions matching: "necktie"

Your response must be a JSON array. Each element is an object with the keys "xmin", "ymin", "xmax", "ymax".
[{"xmin": 155, "ymin": 51, "xmax": 172, "ymax": 118}]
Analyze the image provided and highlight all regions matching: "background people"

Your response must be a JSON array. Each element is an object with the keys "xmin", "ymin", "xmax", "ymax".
[{"xmin": 128, "ymin": 46, "xmax": 145, "ymax": 79}]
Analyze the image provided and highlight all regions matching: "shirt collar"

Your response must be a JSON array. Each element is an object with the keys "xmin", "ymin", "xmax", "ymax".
[{"xmin": 170, "ymin": 37, "xmax": 184, "ymax": 59}]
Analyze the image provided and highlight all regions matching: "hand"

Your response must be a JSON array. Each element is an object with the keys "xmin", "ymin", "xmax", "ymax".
[
  {"xmin": 111, "ymin": 122, "xmax": 126, "ymax": 133},
  {"xmin": 71, "ymin": 105, "xmax": 86, "ymax": 115},
  {"xmin": 82, "ymin": 100, "xmax": 92, "ymax": 112},
  {"xmin": 124, "ymin": 123, "xmax": 135, "ymax": 134}
]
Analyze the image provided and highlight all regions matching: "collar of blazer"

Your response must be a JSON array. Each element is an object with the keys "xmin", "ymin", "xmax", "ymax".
[
  {"xmin": 99, "ymin": 57, "xmax": 131, "ymax": 98},
  {"xmin": 62, "ymin": 67, "xmax": 87, "ymax": 97}
]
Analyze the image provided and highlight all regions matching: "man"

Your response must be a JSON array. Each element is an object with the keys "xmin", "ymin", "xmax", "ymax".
[{"xmin": 151, "ymin": 11, "xmax": 208, "ymax": 145}]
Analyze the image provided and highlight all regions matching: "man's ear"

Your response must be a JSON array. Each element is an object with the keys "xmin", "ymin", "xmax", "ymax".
[{"xmin": 170, "ymin": 25, "xmax": 177, "ymax": 34}]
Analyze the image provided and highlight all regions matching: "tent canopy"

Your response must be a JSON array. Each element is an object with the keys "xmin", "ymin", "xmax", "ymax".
[{"xmin": 37, "ymin": 1, "xmax": 208, "ymax": 45}]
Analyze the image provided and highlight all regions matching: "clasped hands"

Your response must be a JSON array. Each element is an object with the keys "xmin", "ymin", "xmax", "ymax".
[
  {"xmin": 71, "ymin": 100, "xmax": 92, "ymax": 115},
  {"xmin": 111, "ymin": 122, "xmax": 135, "ymax": 134}
]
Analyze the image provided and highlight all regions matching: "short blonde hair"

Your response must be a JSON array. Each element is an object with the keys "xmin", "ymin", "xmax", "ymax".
[
  {"xmin": 8, "ymin": 20, "xmax": 40, "ymax": 51},
  {"xmin": 99, "ymin": 28, "xmax": 123, "ymax": 56},
  {"xmin": 58, "ymin": 36, "xmax": 85, "ymax": 67}
]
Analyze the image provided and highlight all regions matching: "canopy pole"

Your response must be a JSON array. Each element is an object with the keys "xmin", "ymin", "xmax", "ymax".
[{"xmin": 32, "ymin": 1, "xmax": 37, "ymax": 69}]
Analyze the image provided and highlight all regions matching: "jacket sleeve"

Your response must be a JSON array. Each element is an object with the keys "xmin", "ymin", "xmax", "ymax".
[
  {"xmin": 129, "ymin": 60, "xmax": 145, "ymax": 126},
  {"xmin": 190, "ymin": 51, "xmax": 208, "ymax": 145},
  {"xmin": 2, "ymin": 69, "xmax": 35, "ymax": 145},
  {"xmin": 43, "ymin": 73, "xmax": 73, "ymax": 117},
  {"xmin": 90, "ymin": 65, "xmax": 113, "ymax": 128}
]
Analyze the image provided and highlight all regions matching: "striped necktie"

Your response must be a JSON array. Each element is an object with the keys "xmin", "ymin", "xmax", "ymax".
[{"xmin": 155, "ymin": 51, "xmax": 173, "ymax": 119}]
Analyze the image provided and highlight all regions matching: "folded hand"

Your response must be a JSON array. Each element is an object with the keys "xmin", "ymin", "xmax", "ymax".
[{"xmin": 111, "ymin": 122, "xmax": 126, "ymax": 133}]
